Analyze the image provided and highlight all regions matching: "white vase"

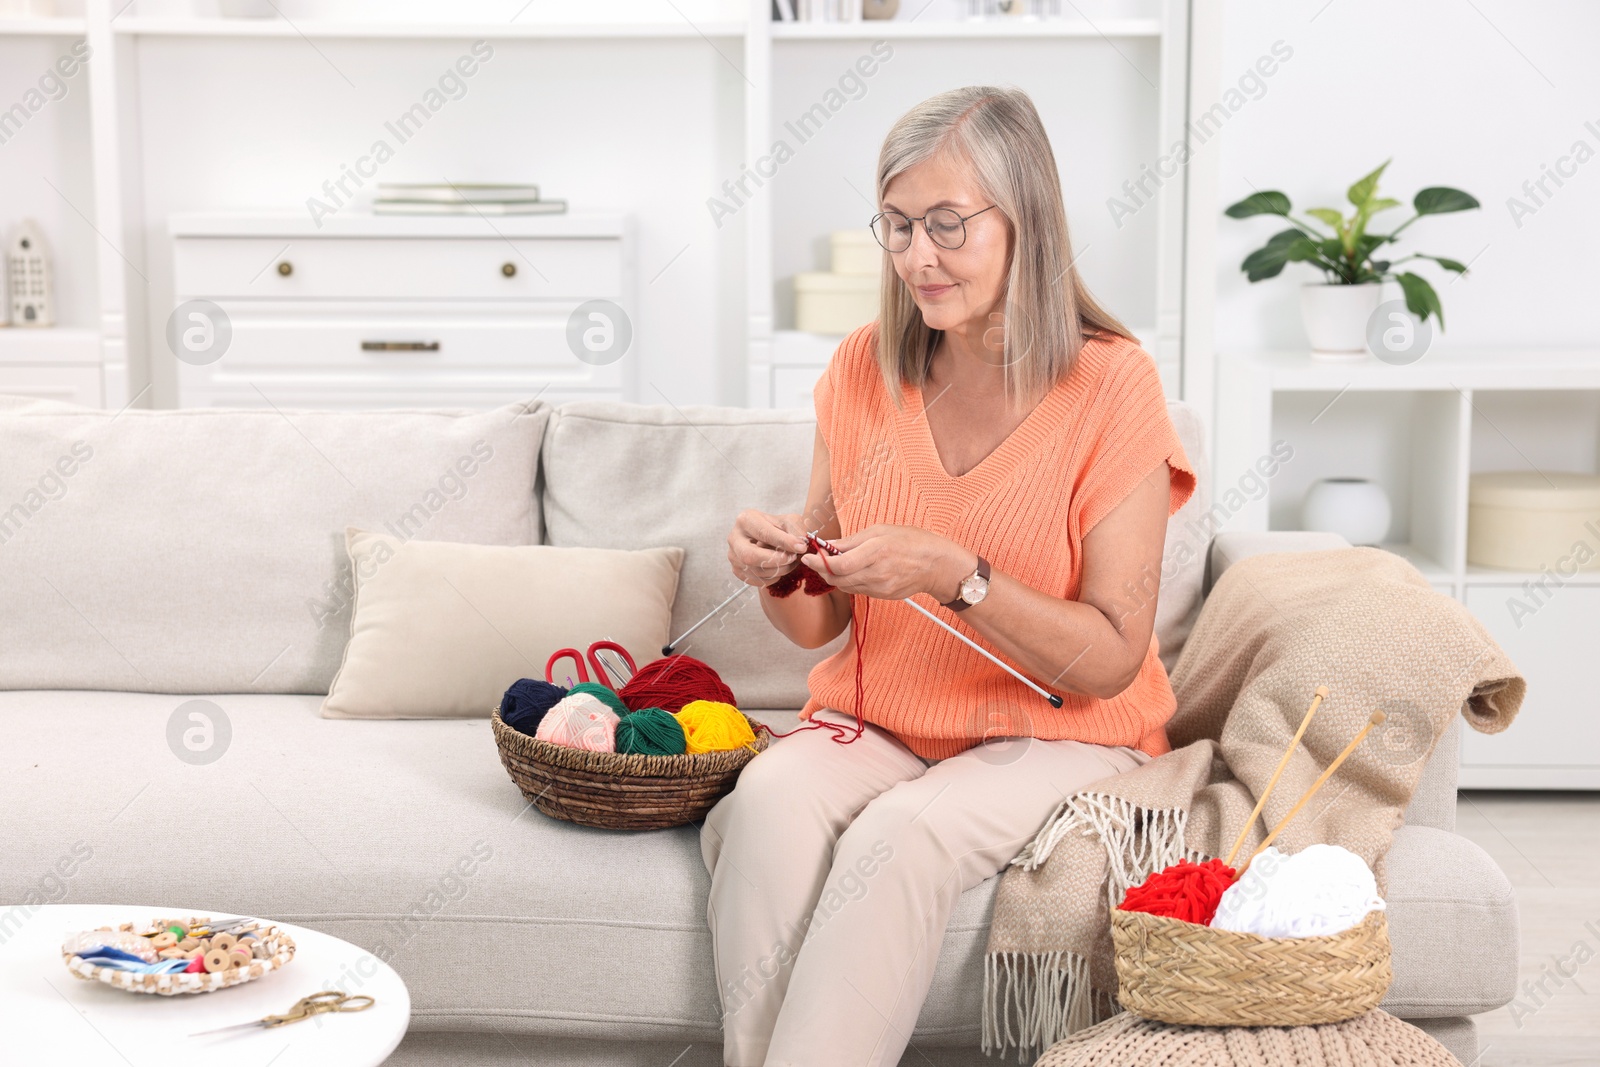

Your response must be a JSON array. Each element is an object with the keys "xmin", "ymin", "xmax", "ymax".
[
  {"xmin": 1301, "ymin": 283, "xmax": 1382, "ymax": 359},
  {"xmin": 1301, "ymin": 478, "xmax": 1391, "ymax": 546}
]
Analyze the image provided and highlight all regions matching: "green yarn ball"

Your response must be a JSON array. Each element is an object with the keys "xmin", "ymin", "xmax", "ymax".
[
  {"xmin": 567, "ymin": 682, "xmax": 629, "ymax": 719},
  {"xmin": 615, "ymin": 707, "xmax": 687, "ymax": 756}
]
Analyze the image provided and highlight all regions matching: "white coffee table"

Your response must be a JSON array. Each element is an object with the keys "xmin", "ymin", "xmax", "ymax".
[{"xmin": 0, "ymin": 904, "xmax": 410, "ymax": 1066}]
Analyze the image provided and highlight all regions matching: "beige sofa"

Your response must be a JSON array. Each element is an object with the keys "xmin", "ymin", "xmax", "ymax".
[{"xmin": 0, "ymin": 395, "xmax": 1516, "ymax": 1066}]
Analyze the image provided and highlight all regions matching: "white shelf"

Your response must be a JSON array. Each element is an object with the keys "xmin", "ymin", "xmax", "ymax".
[
  {"xmin": 0, "ymin": 328, "xmax": 101, "ymax": 364},
  {"xmin": 1463, "ymin": 563, "xmax": 1600, "ymax": 586},
  {"xmin": 1226, "ymin": 348, "xmax": 1600, "ymax": 391},
  {"xmin": 1219, "ymin": 349, "xmax": 1600, "ymax": 788},
  {"xmin": 167, "ymin": 211, "xmax": 626, "ymax": 240},
  {"xmin": 109, "ymin": 18, "xmax": 744, "ymax": 39},
  {"xmin": 0, "ymin": 17, "xmax": 86, "ymax": 36},
  {"xmin": 770, "ymin": 17, "xmax": 1161, "ymax": 39}
]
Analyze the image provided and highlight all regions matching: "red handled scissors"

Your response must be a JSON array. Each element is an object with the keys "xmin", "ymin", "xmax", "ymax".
[{"xmin": 545, "ymin": 640, "xmax": 637, "ymax": 690}]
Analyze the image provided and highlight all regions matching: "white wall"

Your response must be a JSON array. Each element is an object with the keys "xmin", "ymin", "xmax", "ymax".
[{"xmin": 1213, "ymin": 0, "xmax": 1600, "ymax": 353}]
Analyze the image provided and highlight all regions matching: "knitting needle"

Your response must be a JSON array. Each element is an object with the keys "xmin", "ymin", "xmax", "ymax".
[
  {"xmin": 663, "ymin": 585, "xmax": 753, "ymax": 656},
  {"xmin": 664, "ymin": 526, "xmax": 831, "ymax": 654},
  {"xmin": 1224, "ymin": 685, "xmax": 1330, "ymax": 869},
  {"xmin": 1238, "ymin": 710, "xmax": 1387, "ymax": 877},
  {"xmin": 899, "ymin": 597, "xmax": 1065, "ymax": 708}
]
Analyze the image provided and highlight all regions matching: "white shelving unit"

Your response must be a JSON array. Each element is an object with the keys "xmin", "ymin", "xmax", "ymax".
[
  {"xmin": 746, "ymin": 0, "xmax": 1193, "ymax": 408},
  {"xmin": 0, "ymin": 1, "xmax": 1208, "ymax": 412},
  {"xmin": 1217, "ymin": 349, "xmax": 1600, "ymax": 789}
]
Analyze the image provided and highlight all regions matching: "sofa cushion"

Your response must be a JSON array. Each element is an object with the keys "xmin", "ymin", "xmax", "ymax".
[
  {"xmin": 0, "ymin": 396, "xmax": 548, "ymax": 695},
  {"xmin": 322, "ymin": 533, "xmax": 684, "ymax": 718},
  {"xmin": 540, "ymin": 402, "xmax": 846, "ymax": 709},
  {"xmin": 0, "ymin": 691, "xmax": 1517, "ymax": 1045}
]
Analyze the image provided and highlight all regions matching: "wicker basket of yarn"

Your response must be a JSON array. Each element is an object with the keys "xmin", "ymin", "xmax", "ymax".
[
  {"xmin": 490, "ymin": 707, "xmax": 768, "ymax": 830},
  {"xmin": 1110, "ymin": 907, "xmax": 1392, "ymax": 1028}
]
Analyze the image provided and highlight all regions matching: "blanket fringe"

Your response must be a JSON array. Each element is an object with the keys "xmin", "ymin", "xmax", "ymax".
[
  {"xmin": 982, "ymin": 794, "xmax": 1198, "ymax": 1060},
  {"xmin": 981, "ymin": 949, "xmax": 1115, "ymax": 1063}
]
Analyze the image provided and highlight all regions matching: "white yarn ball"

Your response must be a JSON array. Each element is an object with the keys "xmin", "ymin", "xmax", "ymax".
[{"xmin": 1210, "ymin": 844, "xmax": 1385, "ymax": 938}]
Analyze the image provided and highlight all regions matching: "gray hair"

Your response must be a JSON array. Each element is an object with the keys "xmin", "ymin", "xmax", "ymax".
[{"xmin": 874, "ymin": 85, "xmax": 1132, "ymax": 407}]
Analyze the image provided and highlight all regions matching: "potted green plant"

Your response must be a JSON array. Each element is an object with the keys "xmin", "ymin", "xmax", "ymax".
[{"xmin": 1225, "ymin": 161, "xmax": 1479, "ymax": 357}]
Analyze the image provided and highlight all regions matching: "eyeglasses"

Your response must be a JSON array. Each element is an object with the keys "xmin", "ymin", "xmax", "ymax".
[{"xmin": 869, "ymin": 204, "xmax": 997, "ymax": 252}]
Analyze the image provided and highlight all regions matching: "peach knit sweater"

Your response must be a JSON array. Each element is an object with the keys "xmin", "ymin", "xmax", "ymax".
[{"xmin": 798, "ymin": 323, "xmax": 1196, "ymax": 759}]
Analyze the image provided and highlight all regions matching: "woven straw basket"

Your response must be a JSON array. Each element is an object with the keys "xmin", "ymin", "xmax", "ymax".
[
  {"xmin": 1111, "ymin": 908, "xmax": 1392, "ymax": 1027},
  {"xmin": 63, "ymin": 925, "xmax": 295, "ymax": 996},
  {"xmin": 490, "ymin": 706, "xmax": 770, "ymax": 830}
]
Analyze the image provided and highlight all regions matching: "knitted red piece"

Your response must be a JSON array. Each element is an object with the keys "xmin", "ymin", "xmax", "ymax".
[
  {"xmin": 765, "ymin": 564, "xmax": 835, "ymax": 598},
  {"xmin": 1118, "ymin": 859, "xmax": 1238, "ymax": 925}
]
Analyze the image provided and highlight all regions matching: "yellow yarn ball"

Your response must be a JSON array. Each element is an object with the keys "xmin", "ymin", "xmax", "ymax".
[{"xmin": 676, "ymin": 700, "xmax": 756, "ymax": 754}]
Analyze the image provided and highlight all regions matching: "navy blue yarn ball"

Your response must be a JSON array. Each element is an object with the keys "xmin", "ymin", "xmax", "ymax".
[{"xmin": 501, "ymin": 678, "xmax": 567, "ymax": 736}]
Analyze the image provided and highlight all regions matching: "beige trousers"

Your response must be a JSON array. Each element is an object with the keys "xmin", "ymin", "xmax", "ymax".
[{"xmin": 700, "ymin": 707, "xmax": 1149, "ymax": 1067}]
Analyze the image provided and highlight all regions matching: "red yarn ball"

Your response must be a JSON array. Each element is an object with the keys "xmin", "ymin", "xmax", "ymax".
[
  {"xmin": 1118, "ymin": 859, "xmax": 1237, "ymax": 926},
  {"xmin": 619, "ymin": 655, "xmax": 737, "ymax": 714}
]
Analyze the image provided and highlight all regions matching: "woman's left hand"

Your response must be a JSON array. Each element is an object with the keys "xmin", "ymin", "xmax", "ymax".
[{"xmin": 801, "ymin": 524, "xmax": 974, "ymax": 603}]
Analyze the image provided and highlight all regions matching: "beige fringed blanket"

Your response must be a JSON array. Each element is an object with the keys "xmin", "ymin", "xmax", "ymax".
[{"xmin": 980, "ymin": 547, "xmax": 1525, "ymax": 1063}]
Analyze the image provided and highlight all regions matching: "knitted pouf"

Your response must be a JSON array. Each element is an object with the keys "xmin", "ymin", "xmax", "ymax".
[{"xmin": 1034, "ymin": 1009, "xmax": 1462, "ymax": 1067}]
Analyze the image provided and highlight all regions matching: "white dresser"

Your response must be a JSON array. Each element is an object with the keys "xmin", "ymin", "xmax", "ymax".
[{"xmin": 168, "ymin": 212, "xmax": 635, "ymax": 410}]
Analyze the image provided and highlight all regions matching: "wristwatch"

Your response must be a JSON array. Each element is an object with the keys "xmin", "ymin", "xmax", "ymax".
[{"xmin": 942, "ymin": 555, "xmax": 991, "ymax": 612}]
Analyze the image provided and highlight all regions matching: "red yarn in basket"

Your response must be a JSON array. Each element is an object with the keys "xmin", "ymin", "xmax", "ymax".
[
  {"xmin": 619, "ymin": 655, "xmax": 737, "ymax": 714},
  {"xmin": 1118, "ymin": 859, "xmax": 1238, "ymax": 925}
]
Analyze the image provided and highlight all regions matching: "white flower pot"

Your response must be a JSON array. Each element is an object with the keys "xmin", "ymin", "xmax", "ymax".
[
  {"xmin": 1301, "ymin": 283, "xmax": 1382, "ymax": 359},
  {"xmin": 1301, "ymin": 477, "xmax": 1391, "ymax": 546}
]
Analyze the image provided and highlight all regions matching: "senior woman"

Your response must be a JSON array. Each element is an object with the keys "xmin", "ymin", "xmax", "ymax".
[{"xmin": 704, "ymin": 85, "xmax": 1195, "ymax": 1067}]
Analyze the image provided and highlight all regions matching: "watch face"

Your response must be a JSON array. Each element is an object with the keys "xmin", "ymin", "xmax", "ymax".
[{"xmin": 961, "ymin": 574, "xmax": 989, "ymax": 605}]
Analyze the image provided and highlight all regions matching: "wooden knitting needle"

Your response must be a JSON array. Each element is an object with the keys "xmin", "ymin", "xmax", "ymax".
[
  {"xmin": 1224, "ymin": 685, "xmax": 1330, "ymax": 868},
  {"xmin": 1237, "ymin": 710, "xmax": 1387, "ymax": 877}
]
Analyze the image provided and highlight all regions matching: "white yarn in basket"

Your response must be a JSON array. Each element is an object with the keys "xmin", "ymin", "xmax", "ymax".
[{"xmin": 1211, "ymin": 844, "xmax": 1386, "ymax": 938}]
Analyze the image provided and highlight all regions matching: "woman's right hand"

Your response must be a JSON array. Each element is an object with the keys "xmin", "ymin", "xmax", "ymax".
[{"xmin": 728, "ymin": 510, "xmax": 811, "ymax": 588}]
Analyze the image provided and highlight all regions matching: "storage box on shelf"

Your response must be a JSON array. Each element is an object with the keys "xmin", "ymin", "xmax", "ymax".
[
  {"xmin": 168, "ymin": 212, "xmax": 635, "ymax": 410},
  {"xmin": 1217, "ymin": 349, "xmax": 1600, "ymax": 789}
]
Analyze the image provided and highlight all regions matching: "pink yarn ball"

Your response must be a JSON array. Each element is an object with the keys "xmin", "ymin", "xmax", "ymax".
[{"xmin": 534, "ymin": 693, "xmax": 619, "ymax": 752}]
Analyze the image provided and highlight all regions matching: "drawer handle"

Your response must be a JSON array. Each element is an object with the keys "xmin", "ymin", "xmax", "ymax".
[
  {"xmin": 361, "ymin": 341, "xmax": 441, "ymax": 352},
  {"xmin": 501, "ymin": 262, "xmax": 516, "ymax": 278},
  {"xmin": 276, "ymin": 261, "xmax": 292, "ymax": 277}
]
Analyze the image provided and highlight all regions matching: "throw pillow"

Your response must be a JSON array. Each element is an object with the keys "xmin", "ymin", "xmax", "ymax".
[{"xmin": 322, "ymin": 528, "xmax": 684, "ymax": 719}]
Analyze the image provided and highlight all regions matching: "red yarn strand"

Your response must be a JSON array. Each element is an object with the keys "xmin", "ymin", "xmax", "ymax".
[{"xmin": 764, "ymin": 539, "xmax": 868, "ymax": 746}]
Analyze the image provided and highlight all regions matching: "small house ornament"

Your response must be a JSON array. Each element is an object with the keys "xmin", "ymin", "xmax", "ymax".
[{"xmin": 8, "ymin": 220, "xmax": 55, "ymax": 327}]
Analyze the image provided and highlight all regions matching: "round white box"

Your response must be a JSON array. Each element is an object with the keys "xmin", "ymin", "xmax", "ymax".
[
  {"xmin": 1468, "ymin": 471, "xmax": 1600, "ymax": 571},
  {"xmin": 794, "ymin": 272, "xmax": 878, "ymax": 335},
  {"xmin": 830, "ymin": 229, "xmax": 881, "ymax": 275}
]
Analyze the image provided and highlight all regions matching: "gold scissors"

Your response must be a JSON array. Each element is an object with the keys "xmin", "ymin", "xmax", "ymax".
[{"xmin": 189, "ymin": 990, "xmax": 376, "ymax": 1036}]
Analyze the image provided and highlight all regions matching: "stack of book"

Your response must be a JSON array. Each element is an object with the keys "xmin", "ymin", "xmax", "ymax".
[{"xmin": 372, "ymin": 183, "xmax": 567, "ymax": 216}]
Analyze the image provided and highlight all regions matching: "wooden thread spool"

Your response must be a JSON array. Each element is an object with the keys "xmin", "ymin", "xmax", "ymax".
[
  {"xmin": 149, "ymin": 931, "xmax": 177, "ymax": 951},
  {"xmin": 203, "ymin": 948, "xmax": 232, "ymax": 973},
  {"xmin": 211, "ymin": 933, "xmax": 238, "ymax": 953}
]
